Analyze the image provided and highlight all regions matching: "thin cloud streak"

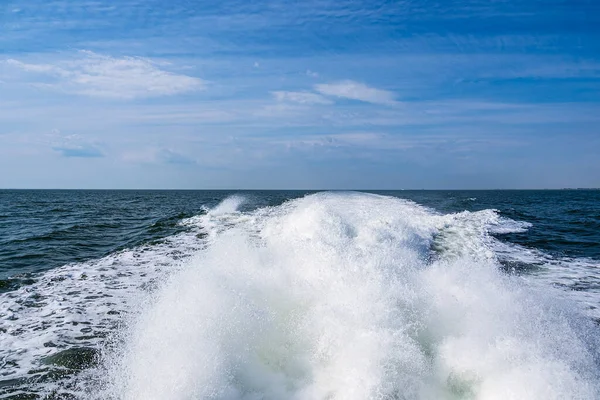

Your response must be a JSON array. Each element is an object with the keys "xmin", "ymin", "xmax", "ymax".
[
  {"xmin": 4, "ymin": 51, "xmax": 204, "ymax": 99},
  {"xmin": 52, "ymin": 146, "xmax": 104, "ymax": 158},
  {"xmin": 315, "ymin": 80, "xmax": 398, "ymax": 105},
  {"xmin": 272, "ymin": 91, "xmax": 333, "ymax": 105}
]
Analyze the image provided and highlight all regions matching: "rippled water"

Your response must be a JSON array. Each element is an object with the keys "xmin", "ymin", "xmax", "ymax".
[{"xmin": 0, "ymin": 190, "xmax": 599, "ymax": 399}]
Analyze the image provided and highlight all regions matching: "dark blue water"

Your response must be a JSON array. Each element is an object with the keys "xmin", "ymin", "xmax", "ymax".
[
  {"xmin": 2, "ymin": 190, "xmax": 598, "ymax": 280},
  {"xmin": 1, "ymin": 189, "xmax": 599, "ymax": 399},
  {"xmin": 0, "ymin": 190, "xmax": 311, "ymax": 281}
]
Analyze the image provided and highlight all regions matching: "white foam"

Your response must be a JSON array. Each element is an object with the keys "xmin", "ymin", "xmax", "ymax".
[
  {"xmin": 94, "ymin": 192, "xmax": 600, "ymax": 400},
  {"xmin": 209, "ymin": 195, "xmax": 246, "ymax": 216},
  {"xmin": 0, "ymin": 227, "xmax": 206, "ymax": 385},
  {"xmin": 491, "ymin": 240, "xmax": 600, "ymax": 319}
]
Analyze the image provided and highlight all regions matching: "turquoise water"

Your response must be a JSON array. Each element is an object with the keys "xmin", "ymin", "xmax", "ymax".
[{"xmin": 1, "ymin": 190, "xmax": 599, "ymax": 399}]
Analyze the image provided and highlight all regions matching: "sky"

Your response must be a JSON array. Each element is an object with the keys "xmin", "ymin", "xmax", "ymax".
[{"xmin": 1, "ymin": 0, "xmax": 599, "ymax": 189}]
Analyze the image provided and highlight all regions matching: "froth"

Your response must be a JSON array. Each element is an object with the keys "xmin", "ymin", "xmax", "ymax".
[
  {"xmin": 101, "ymin": 192, "xmax": 600, "ymax": 400},
  {"xmin": 0, "ymin": 227, "xmax": 206, "ymax": 391},
  {"xmin": 209, "ymin": 195, "xmax": 246, "ymax": 215}
]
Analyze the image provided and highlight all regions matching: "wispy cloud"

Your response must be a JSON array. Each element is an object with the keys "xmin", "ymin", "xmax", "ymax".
[
  {"xmin": 277, "ymin": 132, "xmax": 421, "ymax": 151},
  {"xmin": 53, "ymin": 146, "xmax": 104, "ymax": 158},
  {"xmin": 277, "ymin": 132, "xmax": 393, "ymax": 149},
  {"xmin": 272, "ymin": 91, "xmax": 333, "ymax": 105},
  {"xmin": 160, "ymin": 148, "xmax": 195, "ymax": 165},
  {"xmin": 315, "ymin": 80, "xmax": 397, "ymax": 105},
  {"xmin": 5, "ymin": 51, "xmax": 203, "ymax": 99},
  {"xmin": 46, "ymin": 129, "xmax": 104, "ymax": 158},
  {"xmin": 0, "ymin": 129, "xmax": 106, "ymax": 158},
  {"xmin": 121, "ymin": 147, "xmax": 195, "ymax": 165},
  {"xmin": 5, "ymin": 59, "xmax": 56, "ymax": 73}
]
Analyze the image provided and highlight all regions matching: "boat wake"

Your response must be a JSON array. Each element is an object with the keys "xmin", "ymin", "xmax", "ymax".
[
  {"xmin": 2, "ymin": 192, "xmax": 599, "ymax": 399},
  {"xmin": 101, "ymin": 192, "xmax": 600, "ymax": 399}
]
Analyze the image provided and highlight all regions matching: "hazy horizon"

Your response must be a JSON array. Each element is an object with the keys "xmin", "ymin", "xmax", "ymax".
[{"xmin": 1, "ymin": 187, "xmax": 599, "ymax": 191}]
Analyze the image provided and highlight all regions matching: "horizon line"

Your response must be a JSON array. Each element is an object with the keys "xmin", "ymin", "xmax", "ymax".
[{"xmin": 1, "ymin": 188, "xmax": 599, "ymax": 191}]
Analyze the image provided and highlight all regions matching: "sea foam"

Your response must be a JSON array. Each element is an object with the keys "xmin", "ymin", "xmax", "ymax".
[{"xmin": 98, "ymin": 192, "xmax": 600, "ymax": 400}]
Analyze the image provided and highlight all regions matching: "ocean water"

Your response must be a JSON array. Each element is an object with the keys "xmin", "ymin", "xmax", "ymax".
[{"xmin": 0, "ymin": 189, "xmax": 599, "ymax": 399}]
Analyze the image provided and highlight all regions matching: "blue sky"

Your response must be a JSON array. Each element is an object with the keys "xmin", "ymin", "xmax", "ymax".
[{"xmin": 1, "ymin": 0, "xmax": 599, "ymax": 189}]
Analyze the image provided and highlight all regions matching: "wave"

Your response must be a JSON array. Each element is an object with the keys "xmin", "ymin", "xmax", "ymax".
[
  {"xmin": 2, "ymin": 192, "xmax": 599, "ymax": 399},
  {"xmin": 0, "ymin": 225, "xmax": 207, "ymax": 393},
  {"xmin": 91, "ymin": 192, "xmax": 599, "ymax": 400}
]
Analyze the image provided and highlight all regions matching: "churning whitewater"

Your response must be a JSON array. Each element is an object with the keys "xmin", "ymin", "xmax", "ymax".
[{"xmin": 92, "ymin": 192, "xmax": 600, "ymax": 400}]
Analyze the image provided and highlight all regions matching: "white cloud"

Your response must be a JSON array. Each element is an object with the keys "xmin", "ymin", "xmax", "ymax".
[
  {"xmin": 5, "ymin": 51, "xmax": 204, "ymax": 99},
  {"xmin": 272, "ymin": 90, "xmax": 333, "ymax": 105},
  {"xmin": 121, "ymin": 147, "xmax": 195, "ymax": 165},
  {"xmin": 328, "ymin": 132, "xmax": 387, "ymax": 145},
  {"xmin": 5, "ymin": 59, "xmax": 58, "ymax": 74},
  {"xmin": 315, "ymin": 80, "xmax": 397, "ymax": 105},
  {"xmin": 1, "ymin": 128, "xmax": 106, "ymax": 157},
  {"xmin": 46, "ymin": 129, "xmax": 104, "ymax": 157},
  {"xmin": 279, "ymin": 132, "xmax": 414, "ymax": 150}
]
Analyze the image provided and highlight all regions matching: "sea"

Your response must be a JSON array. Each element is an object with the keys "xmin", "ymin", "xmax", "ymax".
[{"xmin": 1, "ymin": 189, "xmax": 599, "ymax": 399}]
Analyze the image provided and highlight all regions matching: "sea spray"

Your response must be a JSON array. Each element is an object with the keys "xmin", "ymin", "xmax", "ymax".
[{"xmin": 99, "ymin": 192, "xmax": 600, "ymax": 400}]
